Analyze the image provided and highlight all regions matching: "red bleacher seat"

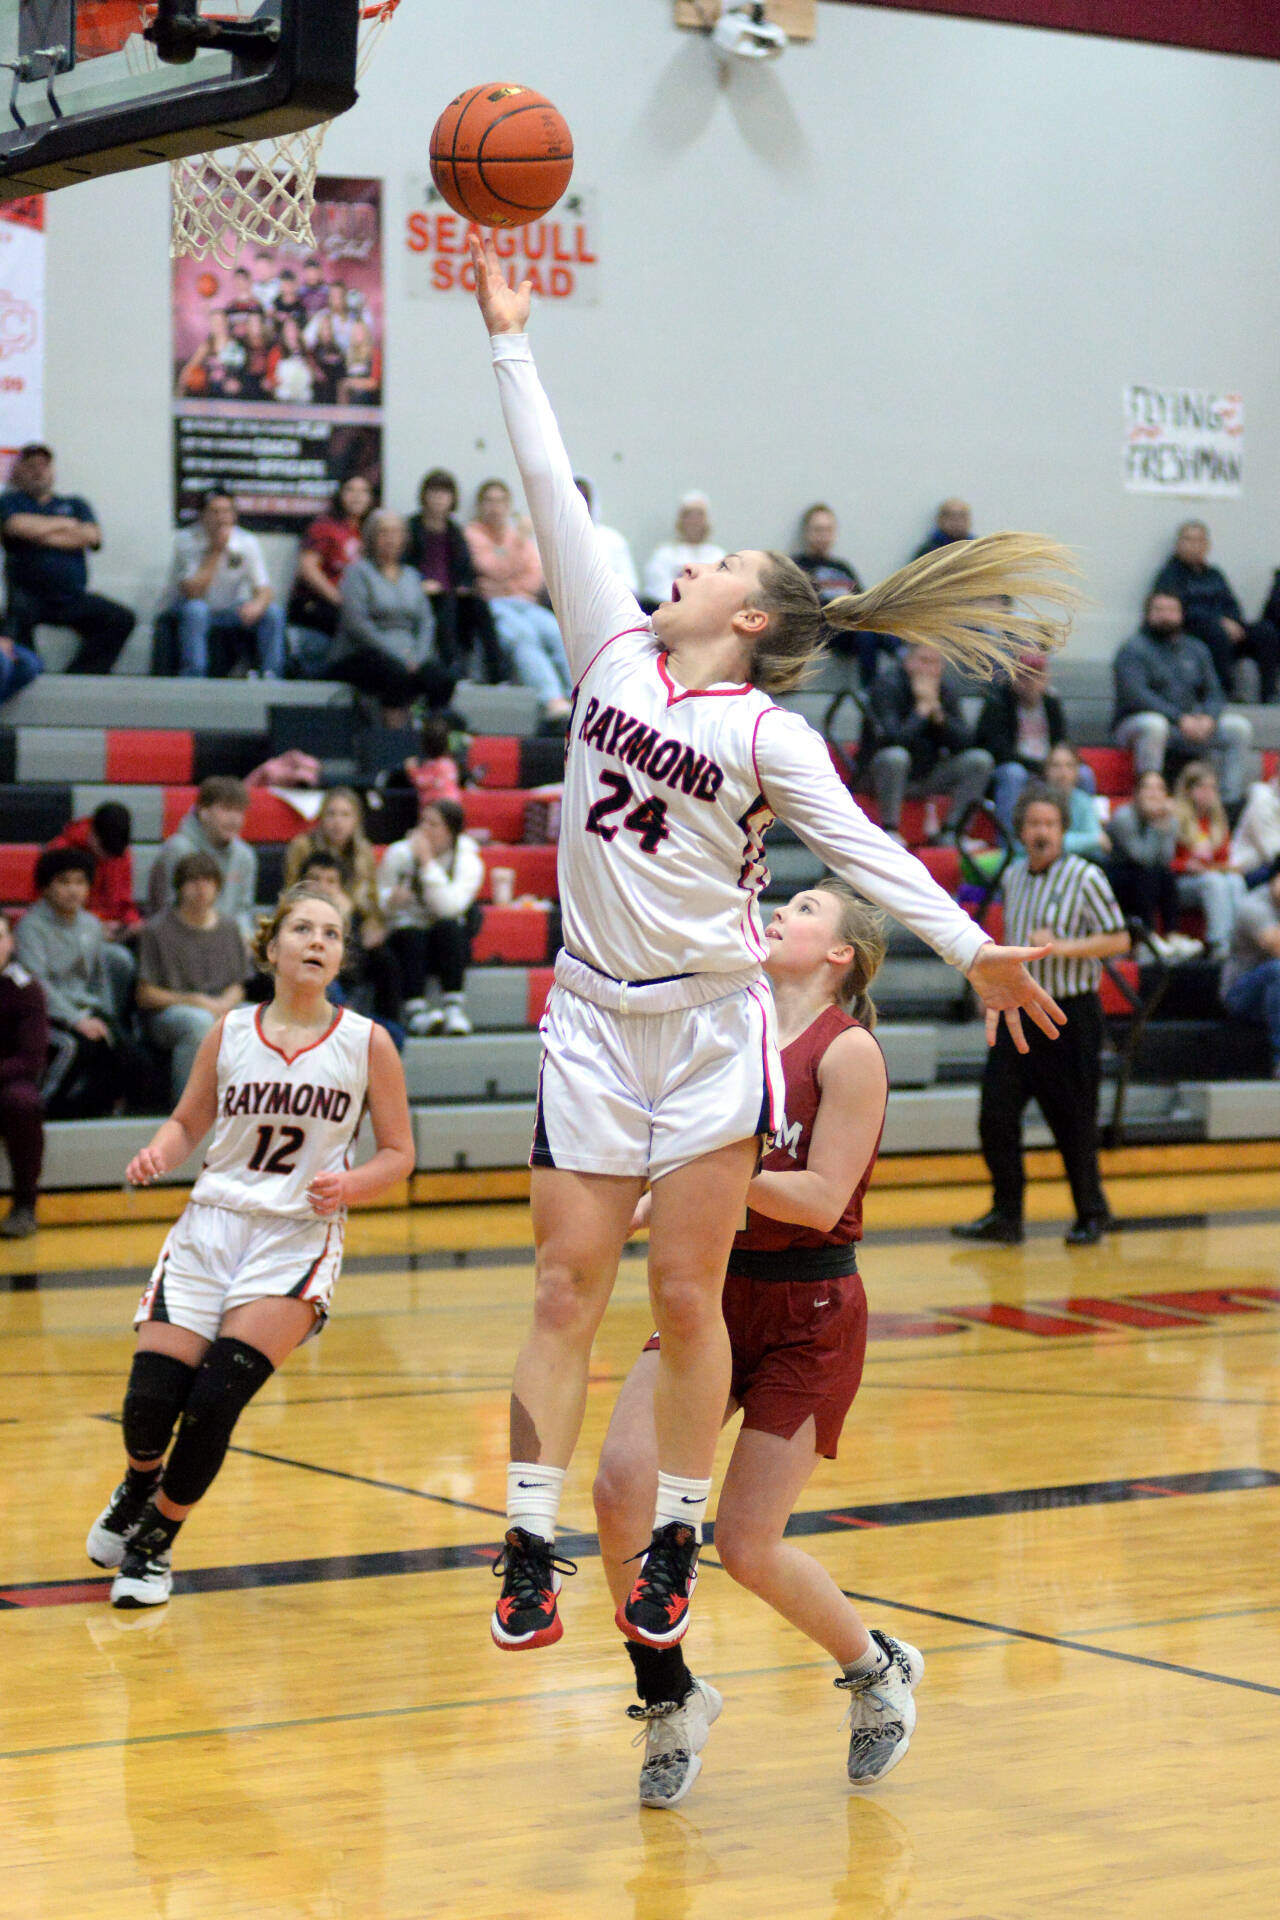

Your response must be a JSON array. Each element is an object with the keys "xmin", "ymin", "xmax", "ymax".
[
  {"xmin": 1078, "ymin": 747, "xmax": 1132, "ymax": 797},
  {"xmin": 0, "ymin": 844, "xmax": 38, "ymax": 904},
  {"xmin": 916, "ymin": 845, "xmax": 961, "ymax": 892},
  {"xmin": 1262, "ymin": 750, "xmax": 1278, "ymax": 782},
  {"xmin": 1099, "ymin": 960, "xmax": 1140, "ymax": 1017},
  {"xmin": 467, "ymin": 737, "xmax": 522, "ymax": 789},
  {"xmin": 525, "ymin": 966, "xmax": 555, "ymax": 1025},
  {"xmin": 479, "ymin": 844, "xmax": 558, "ymax": 901},
  {"xmin": 472, "ymin": 904, "xmax": 553, "ymax": 964},
  {"xmin": 462, "ymin": 789, "xmax": 528, "ymax": 843},
  {"xmin": 105, "ymin": 730, "xmax": 194, "ymax": 786}
]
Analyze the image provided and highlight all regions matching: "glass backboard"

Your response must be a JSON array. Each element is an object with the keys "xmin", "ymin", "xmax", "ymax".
[{"xmin": 0, "ymin": 0, "xmax": 358, "ymax": 197}]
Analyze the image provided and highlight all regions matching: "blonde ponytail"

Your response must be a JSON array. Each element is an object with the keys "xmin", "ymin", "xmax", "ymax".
[
  {"xmin": 747, "ymin": 532, "xmax": 1079, "ymax": 695},
  {"xmin": 820, "ymin": 532, "xmax": 1079, "ymax": 679},
  {"xmin": 811, "ymin": 878, "xmax": 887, "ymax": 1028}
]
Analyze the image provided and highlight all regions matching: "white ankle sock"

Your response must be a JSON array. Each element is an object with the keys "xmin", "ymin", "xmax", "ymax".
[
  {"xmin": 842, "ymin": 1636, "xmax": 887, "ymax": 1679},
  {"xmin": 654, "ymin": 1470, "xmax": 711, "ymax": 1542},
  {"xmin": 507, "ymin": 1462, "xmax": 565, "ymax": 1544}
]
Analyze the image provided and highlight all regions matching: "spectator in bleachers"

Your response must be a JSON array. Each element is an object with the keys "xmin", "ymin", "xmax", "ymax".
[
  {"xmin": 574, "ymin": 476, "xmax": 639, "ymax": 594},
  {"xmin": 1220, "ymin": 857, "xmax": 1280, "ymax": 1077},
  {"xmin": 1230, "ymin": 765, "xmax": 1280, "ymax": 887},
  {"xmin": 912, "ymin": 497, "xmax": 973, "ymax": 560},
  {"xmin": 403, "ymin": 715, "xmax": 463, "ymax": 811},
  {"xmin": 1171, "ymin": 761, "xmax": 1248, "ymax": 961},
  {"xmin": 1044, "ymin": 743, "xmax": 1109, "ymax": 862},
  {"xmin": 52, "ymin": 801, "xmax": 140, "ymax": 936},
  {"xmin": 641, "ymin": 490, "xmax": 725, "ymax": 609},
  {"xmin": 975, "ymin": 649, "xmax": 1067, "ymax": 833},
  {"xmin": 1152, "ymin": 520, "xmax": 1280, "ymax": 702},
  {"xmin": 148, "ymin": 776, "xmax": 258, "ymax": 940},
  {"xmin": 1112, "ymin": 591, "xmax": 1253, "ymax": 805},
  {"xmin": 0, "ymin": 625, "xmax": 42, "ymax": 706},
  {"xmin": 135, "ymin": 851, "xmax": 247, "ymax": 1102},
  {"xmin": 790, "ymin": 502, "xmax": 881, "ymax": 687},
  {"xmin": 285, "ymin": 474, "xmax": 375, "ymax": 678},
  {"xmin": 298, "ymin": 849, "xmax": 405, "ymax": 1043},
  {"xmin": 331, "ymin": 509, "xmax": 457, "ymax": 726},
  {"xmin": 14, "ymin": 847, "xmax": 147, "ymax": 1119},
  {"xmin": 1106, "ymin": 771, "xmax": 1199, "ymax": 957},
  {"xmin": 465, "ymin": 479, "xmax": 572, "ymax": 722},
  {"xmin": 0, "ymin": 443, "xmax": 135, "ymax": 674},
  {"xmin": 163, "ymin": 488, "xmax": 286, "ymax": 680},
  {"xmin": 0, "ymin": 909, "xmax": 47, "ymax": 1238},
  {"xmin": 953, "ymin": 782, "xmax": 1129, "ymax": 1248},
  {"xmin": 378, "ymin": 799, "xmax": 483, "ymax": 1037},
  {"xmin": 406, "ymin": 469, "xmax": 504, "ymax": 682},
  {"xmin": 283, "ymin": 787, "xmax": 383, "ymax": 923},
  {"xmin": 863, "ymin": 642, "xmax": 993, "ymax": 844}
]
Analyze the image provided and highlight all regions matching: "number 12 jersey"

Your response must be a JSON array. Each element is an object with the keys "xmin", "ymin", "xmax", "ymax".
[{"xmin": 190, "ymin": 1004, "xmax": 373, "ymax": 1220}]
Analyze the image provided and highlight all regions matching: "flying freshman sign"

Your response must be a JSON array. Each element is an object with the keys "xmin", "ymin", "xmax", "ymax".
[{"xmin": 839, "ymin": 2, "xmax": 1280, "ymax": 60}]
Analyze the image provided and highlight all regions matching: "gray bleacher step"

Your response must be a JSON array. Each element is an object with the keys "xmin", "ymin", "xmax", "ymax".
[
  {"xmin": 16, "ymin": 727, "xmax": 107, "ymax": 783},
  {"xmin": 403, "ymin": 1033, "xmax": 543, "ymax": 1101},
  {"xmin": 1198, "ymin": 1079, "xmax": 1280, "ymax": 1140},
  {"xmin": 72, "ymin": 785, "xmax": 165, "ymax": 840},
  {"xmin": 451, "ymin": 682, "xmax": 542, "ymax": 736},
  {"xmin": 873, "ymin": 958, "xmax": 970, "ymax": 1018},
  {"xmin": 6, "ymin": 676, "xmax": 354, "ymax": 730},
  {"xmin": 413, "ymin": 1102, "xmax": 536, "ymax": 1171},
  {"xmin": 464, "ymin": 967, "xmax": 537, "ymax": 1031}
]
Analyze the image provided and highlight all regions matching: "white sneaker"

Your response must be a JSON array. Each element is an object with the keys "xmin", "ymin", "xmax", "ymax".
[
  {"xmin": 628, "ymin": 1678, "xmax": 723, "ymax": 1809},
  {"xmin": 836, "ymin": 1631, "xmax": 924, "ymax": 1786},
  {"xmin": 111, "ymin": 1543, "xmax": 173, "ymax": 1609},
  {"xmin": 442, "ymin": 1001, "xmax": 473, "ymax": 1036},
  {"xmin": 408, "ymin": 1006, "xmax": 445, "ymax": 1037},
  {"xmin": 87, "ymin": 1479, "xmax": 154, "ymax": 1569}
]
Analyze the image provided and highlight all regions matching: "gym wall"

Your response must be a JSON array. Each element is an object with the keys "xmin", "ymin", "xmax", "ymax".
[{"xmin": 42, "ymin": 0, "xmax": 1280, "ymax": 660}]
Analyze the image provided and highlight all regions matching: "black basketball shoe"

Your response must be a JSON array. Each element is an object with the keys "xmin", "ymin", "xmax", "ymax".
[
  {"xmin": 86, "ymin": 1473, "xmax": 160, "ymax": 1569},
  {"xmin": 618, "ymin": 1521, "xmax": 700, "ymax": 1648},
  {"xmin": 490, "ymin": 1526, "xmax": 577, "ymax": 1650}
]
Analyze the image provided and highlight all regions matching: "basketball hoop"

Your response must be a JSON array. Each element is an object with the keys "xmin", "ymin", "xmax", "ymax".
[{"xmin": 165, "ymin": 1, "xmax": 399, "ymax": 266}]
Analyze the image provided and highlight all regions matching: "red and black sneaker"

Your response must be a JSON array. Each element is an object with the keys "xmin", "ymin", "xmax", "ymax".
[
  {"xmin": 490, "ymin": 1526, "xmax": 577, "ymax": 1651},
  {"xmin": 617, "ymin": 1521, "xmax": 700, "ymax": 1648}
]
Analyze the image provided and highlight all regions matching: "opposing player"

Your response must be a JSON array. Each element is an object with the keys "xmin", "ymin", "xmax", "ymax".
[
  {"xmin": 595, "ymin": 880, "xmax": 911, "ymax": 1808},
  {"xmin": 469, "ymin": 234, "xmax": 1075, "ymax": 1658},
  {"xmin": 87, "ymin": 883, "xmax": 414, "ymax": 1608}
]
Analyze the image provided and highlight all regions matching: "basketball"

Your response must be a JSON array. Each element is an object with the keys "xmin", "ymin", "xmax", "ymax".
[{"xmin": 429, "ymin": 83, "xmax": 574, "ymax": 229}]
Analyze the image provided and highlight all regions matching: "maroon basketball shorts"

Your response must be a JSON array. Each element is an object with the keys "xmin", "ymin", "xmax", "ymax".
[{"xmin": 645, "ymin": 1250, "xmax": 868, "ymax": 1459}]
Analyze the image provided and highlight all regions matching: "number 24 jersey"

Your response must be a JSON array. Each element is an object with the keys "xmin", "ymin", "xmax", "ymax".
[{"xmin": 190, "ymin": 1004, "xmax": 373, "ymax": 1220}]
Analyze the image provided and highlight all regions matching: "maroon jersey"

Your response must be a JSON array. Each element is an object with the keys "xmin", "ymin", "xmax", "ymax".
[{"xmin": 733, "ymin": 1004, "xmax": 885, "ymax": 1254}]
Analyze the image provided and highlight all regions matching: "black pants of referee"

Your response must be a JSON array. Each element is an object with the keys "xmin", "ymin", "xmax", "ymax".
[{"xmin": 979, "ymin": 991, "xmax": 1108, "ymax": 1225}]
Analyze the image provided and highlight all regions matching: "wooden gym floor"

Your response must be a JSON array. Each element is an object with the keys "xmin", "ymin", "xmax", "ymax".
[{"xmin": 2, "ymin": 1166, "xmax": 1279, "ymax": 1919}]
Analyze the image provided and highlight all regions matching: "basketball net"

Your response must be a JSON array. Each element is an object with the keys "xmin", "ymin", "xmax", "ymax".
[{"xmin": 158, "ymin": 2, "xmax": 400, "ymax": 266}]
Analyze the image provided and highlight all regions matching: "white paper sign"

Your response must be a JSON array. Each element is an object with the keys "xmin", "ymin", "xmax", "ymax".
[
  {"xmin": 1124, "ymin": 386, "xmax": 1243, "ymax": 496},
  {"xmin": 0, "ymin": 198, "xmax": 44, "ymax": 454}
]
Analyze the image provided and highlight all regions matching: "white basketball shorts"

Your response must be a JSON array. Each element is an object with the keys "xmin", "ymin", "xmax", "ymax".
[
  {"xmin": 530, "ymin": 979, "xmax": 785, "ymax": 1181},
  {"xmin": 134, "ymin": 1201, "xmax": 345, "ymax": 1343}
]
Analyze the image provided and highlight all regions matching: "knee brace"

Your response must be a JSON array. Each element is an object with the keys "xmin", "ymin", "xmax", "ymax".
[
  {"xmin": 161, "ymin": 1337, "xmax": 275, "ymax": 1508},
  {"xmin": 122, "ymin": 1350, "xmax": 198, "ymax": 1464}
]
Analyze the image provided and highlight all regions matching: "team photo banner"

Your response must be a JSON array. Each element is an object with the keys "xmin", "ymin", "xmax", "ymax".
[
  {"xmin": 171, "ymin": 177, "xmax": 384, "ymax": 534},
  {"xmin": 1124, "ymin": 386, "xmax": 1244, "ymax": 497}
]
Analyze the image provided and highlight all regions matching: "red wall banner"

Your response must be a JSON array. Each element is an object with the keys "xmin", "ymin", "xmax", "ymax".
[{"xmin": 841, "ymin": 2, "xmax": 1280, "ymax": 60}]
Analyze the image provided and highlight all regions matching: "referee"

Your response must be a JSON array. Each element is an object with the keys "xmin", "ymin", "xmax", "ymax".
[{"xmin": 954, "ymin": 782, "xmax": 1130, "ymax": 1247}]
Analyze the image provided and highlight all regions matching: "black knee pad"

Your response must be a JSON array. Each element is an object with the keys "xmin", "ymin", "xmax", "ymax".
[
  {"xmin": 161, "ymin": 1337, "xmax": 275, "ymax": 1508},
  {"xmin": 122, "ymin": 1350, "xmax": 198, "ymax": 1463}
]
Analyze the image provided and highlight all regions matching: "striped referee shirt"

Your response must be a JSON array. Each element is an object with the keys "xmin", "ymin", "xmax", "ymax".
[{"xmin": 1000, "ymin": 853, "xmax": 1126, "ymax": 999}]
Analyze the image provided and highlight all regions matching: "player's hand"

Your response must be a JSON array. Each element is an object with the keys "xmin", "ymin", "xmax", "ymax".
[
  {"xmin": 468, "ymin": 234, "xmax": 532, "ymax": 335},
  {"xmin": 306, "ymin": 1170, "xmax": 349, "ymax": 1217},
  {"xmin": 967, "ymin": 944, "xmax": 1066, "ymax": 1054},
  {"xmin": 126, "ymin": 1146, "xmax": 167, "ymax": 1187}
]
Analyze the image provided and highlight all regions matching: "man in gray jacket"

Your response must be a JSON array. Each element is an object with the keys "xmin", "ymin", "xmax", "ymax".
[
  {"xmin": 1112, "ymin": 592, "xmax": 1252, "ymax": 803},
  {"xmin": 146, "ymin": 776, "xmax": 259, "ymax": 939}
]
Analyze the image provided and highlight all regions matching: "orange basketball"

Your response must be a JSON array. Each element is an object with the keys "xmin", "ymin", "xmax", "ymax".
[{"xmin": 429, "ymin": 83, "xmax": 574, "ymax": 229}]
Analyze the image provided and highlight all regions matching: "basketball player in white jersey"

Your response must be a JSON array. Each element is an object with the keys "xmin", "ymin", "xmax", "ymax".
[
  {"xmin": 87, "ymin": 883, "xmax": 414, "ymax": 1607},
  {"xmin": 468, "ymin": 235, "xmax": 1076, "ymax": 1657}
]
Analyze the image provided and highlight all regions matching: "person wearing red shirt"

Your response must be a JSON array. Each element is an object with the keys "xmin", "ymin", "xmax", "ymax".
[{"xmin": 286, "ymin": 475, "xmax": 375, "ymax": 677}]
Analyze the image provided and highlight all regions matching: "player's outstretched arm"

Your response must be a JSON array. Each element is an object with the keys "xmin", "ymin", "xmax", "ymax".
[
  {"xmin": 307, "ymin": 1025, "xmax": 415, "ymax": 1217},
  {"xmin": 467, "ymin": 233, "xmax": 642, "ymax": 678},
  {"xmin": 125, "ymin": 1018, "xmax": 222, "ymax": 1185}
]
